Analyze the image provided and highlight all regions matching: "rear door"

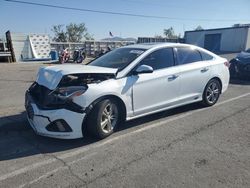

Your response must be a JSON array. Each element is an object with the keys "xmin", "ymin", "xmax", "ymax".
[{"xmin": 175, "ymin": 47, "xmax": 212, "ymax": 103}]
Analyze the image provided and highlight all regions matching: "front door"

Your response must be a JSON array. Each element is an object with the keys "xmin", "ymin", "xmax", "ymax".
[{"xmin": 130, "ymin": 48, "xmax": 180, "ymax": 116}]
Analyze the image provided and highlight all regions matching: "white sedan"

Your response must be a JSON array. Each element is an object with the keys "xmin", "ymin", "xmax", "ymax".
[{"xmin": 25, "ymin": 43, "xmax": 230, "ymax": 139}]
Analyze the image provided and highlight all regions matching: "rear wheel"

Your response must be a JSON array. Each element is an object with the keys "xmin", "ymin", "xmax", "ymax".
[
  {"xmin": 202, "ymin": 79, "xmax": 221, "ymax": 106},
  {"xmin": 87, "ymin": 99, "xmax": 120, "ymax": 139}
]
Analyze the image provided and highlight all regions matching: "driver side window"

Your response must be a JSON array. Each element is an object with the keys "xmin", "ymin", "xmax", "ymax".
[{"xmin": 138, "ymin": 48, "xmax": 175, "ymax": 70}]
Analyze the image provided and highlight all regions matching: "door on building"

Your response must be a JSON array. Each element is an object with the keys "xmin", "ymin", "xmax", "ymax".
[{"xmin": 204, "ymin": 34, "xmax": 221, "ymax": 53}]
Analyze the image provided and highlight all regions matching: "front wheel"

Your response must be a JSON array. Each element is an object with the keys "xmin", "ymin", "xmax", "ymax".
[
  {"xmin": 87, "ymin": 99, "xmax": 120, "ymax": 139},
  {"xmin": 202, "ymin": 79, "xmax": 221, "ymax": 107}
]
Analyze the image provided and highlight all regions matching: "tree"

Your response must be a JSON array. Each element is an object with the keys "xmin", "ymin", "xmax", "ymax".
[
  {"xmin": 163, "ymin": 27, "xmax": 178, "ymax": 39},
  {"xmin": 51, "ymin": 24, "xmax": 67, "ymax": 42},
  {"xmin": 195, "ymin": 25, "xmax": 204, "ymax": 30},
  {"xmin": 154, "ymin": 35, "xmax": 163, "ymax": 38},
  {"xmin": 51, "ymin": 23, "xmax": 93, "ymax": 42}
]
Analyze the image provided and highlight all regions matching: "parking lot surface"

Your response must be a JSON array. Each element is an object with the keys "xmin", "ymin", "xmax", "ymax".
[{"xmin": 0, "ymin": 63, "xmax": 250, "ymax": 188}]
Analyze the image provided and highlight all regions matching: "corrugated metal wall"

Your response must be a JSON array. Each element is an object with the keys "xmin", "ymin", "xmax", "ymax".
[
  {"xmin": 185, "ymin": 27, "xmax": 249, "ymax": 53},
  {"xmin": 246, "ymin": 28, "xmax": 250, "ymax": 50},
  {"xmin": 10, "ymin": 33, "xmax": 31, "ymax": 61}
]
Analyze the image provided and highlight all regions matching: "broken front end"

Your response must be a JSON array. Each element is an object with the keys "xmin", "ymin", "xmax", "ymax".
[{"xmin": 25, "ymin": 71, "xmax": 115, "ymax": 139}]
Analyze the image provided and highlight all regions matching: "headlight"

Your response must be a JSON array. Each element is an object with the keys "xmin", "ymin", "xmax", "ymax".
[{"xmin": 56, "ymin": 86, "xmax": 87, "ymax": 100}]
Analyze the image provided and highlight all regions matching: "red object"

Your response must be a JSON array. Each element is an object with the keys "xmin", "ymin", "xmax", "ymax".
[{"xmin": 60, "ymin": 49, "xmax": 70, "ymax": 64}]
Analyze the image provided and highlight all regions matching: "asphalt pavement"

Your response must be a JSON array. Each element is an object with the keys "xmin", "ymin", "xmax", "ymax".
[{"xmin": 0, "ymin": 62, "xmax": 250, "ymax": 188}]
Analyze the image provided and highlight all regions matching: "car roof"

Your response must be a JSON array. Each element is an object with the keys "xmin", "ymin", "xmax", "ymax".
[{"xmin": 122, "ymin": 43, "xmax": 197, "ymax": 50}]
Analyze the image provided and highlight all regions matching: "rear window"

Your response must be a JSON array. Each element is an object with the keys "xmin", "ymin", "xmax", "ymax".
[
  {"xmin": 176, "ymin": 47, "xmax": 202, "ymax": 65},
  {"xmin": 199, "ymin": 51, "xmax": 214, "ymax": 60}
]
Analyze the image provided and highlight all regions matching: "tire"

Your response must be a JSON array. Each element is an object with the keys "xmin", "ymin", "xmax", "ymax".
[
  {"xmin": 202, "ymin": 79, "xmax": 221, "ymax": 107},
  {"xmin": 87, "ymin": 99, "xmax": 120, "ymax": 139}
]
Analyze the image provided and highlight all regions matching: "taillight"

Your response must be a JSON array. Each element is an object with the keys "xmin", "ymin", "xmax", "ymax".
[{"xmin": 224, "ymin": 61, "xmax": 230, "ymax": 68}]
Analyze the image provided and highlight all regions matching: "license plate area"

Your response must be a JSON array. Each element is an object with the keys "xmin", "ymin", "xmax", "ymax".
[
  {"xmin": 25, "ymin": 92, "xmax": 34, "ymax": 120},
  {"xmin": 26, "ymin": 103, "xmax": 34, "ymax": 120}
]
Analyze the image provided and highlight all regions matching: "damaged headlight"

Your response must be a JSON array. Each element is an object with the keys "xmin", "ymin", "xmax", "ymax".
[
  {"xmin": 28, "ymin": 83, "xmax": 86, "ymax": 113},
  {"xmin": 50, "ymin": 86, "xmax": 88, "ymax": 100},
  {"xmin": 57, "ymin": 86, "xmax": 87, "ymax": 99}
]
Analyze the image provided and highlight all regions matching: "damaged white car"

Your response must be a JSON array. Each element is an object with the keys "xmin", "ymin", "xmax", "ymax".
[{"xmin": 25, "ymin": 43, "xmax": 230, "ymax": 139}]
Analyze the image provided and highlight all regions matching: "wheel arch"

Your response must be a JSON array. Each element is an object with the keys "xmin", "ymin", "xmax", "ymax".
[
  {"xmin": 210, "ymin": 77, "xmax": 222, "ymax": 93},
  {"xmin": 201, "ymin": 77, "xmax": 222, "ymax": 107},
  {"xmin": 82, "ymin": 94, "xmax": 127, "ymax": 134},
  {"xmin": 203, "ymin": 76, "xmax": 223, "ymax": 95}
]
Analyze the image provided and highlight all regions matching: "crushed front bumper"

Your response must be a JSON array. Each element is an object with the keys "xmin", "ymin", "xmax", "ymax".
[{"xmin": 25, "ymin": 92, "xmax": 86, "ymax": 139}]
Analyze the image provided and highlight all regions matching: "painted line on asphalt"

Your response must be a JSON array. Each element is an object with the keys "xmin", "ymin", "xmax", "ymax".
[
  {"xmin": 0, "ymin": 159, "xmax": 57, "ymax": 182},
  {"xmin": 1, "ymin": 92, "xmax": 250, "ymax": 182},
  {"xmin": 18, "ymin": 152, "xmax": 97, "ymax": 188},
  {"xmin": 19, "ymin": 167, "xmax": 65, "ymax": 188}
]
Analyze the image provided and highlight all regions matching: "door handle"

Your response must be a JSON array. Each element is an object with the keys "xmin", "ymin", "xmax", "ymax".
[
  {"xmin": 168, "ymin": 75, "xmax": 179, "ymax": 81},
  {"xmin": 201, "ymin": 67, "xmax": 209, "ymax": 73}
]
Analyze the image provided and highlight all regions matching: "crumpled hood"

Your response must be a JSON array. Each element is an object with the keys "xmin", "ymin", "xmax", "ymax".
[{"xmin": 36, "ymin": 64, "xmax": 117, "ymax": 90}]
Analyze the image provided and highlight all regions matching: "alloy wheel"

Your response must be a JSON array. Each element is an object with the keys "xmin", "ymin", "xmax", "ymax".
[
  {"xmin": 100, "ymin": 103, "xmax": 118, "ymax": 133},
  {"xmin": 206, "ymin": 82, "xmax": 220, "ymax": 104}
]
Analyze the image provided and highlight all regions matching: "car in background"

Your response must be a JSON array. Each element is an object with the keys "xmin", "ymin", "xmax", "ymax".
[
  {"xmin": 229, "ymin": 48, "xmax": 250, "ymax": 79},
  {"xmin": 25, "ymin": 43, "xmax": 230, "ymax": 139}
]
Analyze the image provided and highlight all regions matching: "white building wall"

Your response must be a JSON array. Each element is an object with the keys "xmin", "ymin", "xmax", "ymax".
[
  {"xmin": 245, "ymin": 28, "xmax": 250, "ymax": 50},
  {"xmin": 220, "ymin": 28, "xmax": 247, "ymax": 51},
  {"xmin": 10, "ymin": 33, "xmax": 31, "ymax": 61},
  {"xmin": 10, "ymin": 32, "xmax": 50, "ymax": 62},
  {"xmin": 185, "ymin": 32, "xmax": 205, "ymax": 47},
  {"xmin": 185, "ymin": 27, "xmax": 249, "ymax": 52}
]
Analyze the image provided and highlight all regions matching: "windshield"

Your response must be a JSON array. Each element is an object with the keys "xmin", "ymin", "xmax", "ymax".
[{"xmin": 88, "ymin": 48, "xmax": 145, "ymax": 70}]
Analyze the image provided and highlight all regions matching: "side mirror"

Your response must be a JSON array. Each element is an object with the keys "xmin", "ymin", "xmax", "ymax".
[{"xmin": 134, "ymin": 65, "xmax": 153, "ymax": 75}]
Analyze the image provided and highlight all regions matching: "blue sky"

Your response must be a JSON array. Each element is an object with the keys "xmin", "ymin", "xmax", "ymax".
[{"xmin": 1, "ymin": 0, "xmax": 250, "ymax": 39}]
